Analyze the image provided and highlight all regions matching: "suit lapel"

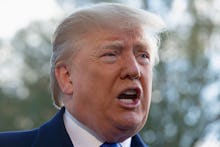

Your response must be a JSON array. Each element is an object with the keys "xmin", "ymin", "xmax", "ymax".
[
  {"xmin": 32, "ymin": 107, "xmax": 73, "ymax": 147},
  {"xmin": 131, "ymin": 134, "xmax": 149, "ymax": 147}
]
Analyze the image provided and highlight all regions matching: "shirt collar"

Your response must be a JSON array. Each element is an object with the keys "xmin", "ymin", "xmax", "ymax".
[{"xmin": 63, "ymin": 109, "xmax": 131, "ymax": 147}]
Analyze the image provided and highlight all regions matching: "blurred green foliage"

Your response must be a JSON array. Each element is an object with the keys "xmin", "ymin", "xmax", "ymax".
[{"xmin": 0, "ymin": 0, "xmax": 219, "ymax": 147}]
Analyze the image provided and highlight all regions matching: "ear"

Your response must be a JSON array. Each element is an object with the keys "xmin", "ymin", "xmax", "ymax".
[{"xmin": 55, "ymin": 64, "xmax": 73, "ymax": 95}]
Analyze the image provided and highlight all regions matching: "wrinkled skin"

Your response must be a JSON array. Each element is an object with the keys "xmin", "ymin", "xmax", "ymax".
[{"xmin": 56, "ymin": 28, "xmax": 154, "ymax": 142}]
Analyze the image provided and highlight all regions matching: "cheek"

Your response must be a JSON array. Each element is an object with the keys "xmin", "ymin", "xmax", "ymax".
[
  {"xmin": 142, "ymin": 68, "xmax": 152, "ymax": 89},
  {"xmin": 84, "ymin": 63, "xmax": 119, "ymax": 90},
  {"xmin": 72, "ymin": 65, "xmax": 114, "ymax": 105},
  {"xmin": 142, "ymin": 70, "xmax": 153, "ymax": 108}
]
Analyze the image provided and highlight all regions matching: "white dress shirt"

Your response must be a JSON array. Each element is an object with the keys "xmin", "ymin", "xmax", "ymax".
[{"xmin": 63, "ymin": 109, "xmax": 131, "ymax": 147}]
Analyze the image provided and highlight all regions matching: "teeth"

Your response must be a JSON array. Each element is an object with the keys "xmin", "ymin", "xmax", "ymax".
[
  {"xmin": 118, "ymin": 89, "xmax": 138, "ymax": 100},
  {"xmin": 119, "ymin": 99, "xmax": 134, "ymax": 103},
  {"xmin": 123, "ymin": 89, "xmax": 137, "ymax": 95}
]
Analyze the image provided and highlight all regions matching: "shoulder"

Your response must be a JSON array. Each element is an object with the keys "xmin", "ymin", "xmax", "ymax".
[
  {"xmin": 0, "ymin": 129, "xmax": 38, "ymax": 147},
  {"xmin": 0, "ymin": 108, "xmax": 69, "ymax": 147}
]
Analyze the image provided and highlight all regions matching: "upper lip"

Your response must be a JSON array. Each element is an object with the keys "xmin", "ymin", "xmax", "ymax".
[{"xmin": 117, "ymin": 86, "xmax": 142, "ymax": 99}]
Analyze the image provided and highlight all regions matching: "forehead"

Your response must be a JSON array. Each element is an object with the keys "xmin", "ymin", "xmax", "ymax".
[
  {"xmin": 72, "ymin": 27, "xmax": 158, "ymax": 64},
  {"xmin": 84, "ymin": 27, "xmax": 154, "ymax": 49}
]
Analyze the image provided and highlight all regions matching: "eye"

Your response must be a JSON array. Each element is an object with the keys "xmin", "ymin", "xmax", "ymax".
[
  {"xmin": 100, "ymin": 52, "xmax": 117, "ymax": 63},
  {"xmin": 137, "ymin": 52, "xmax": 150, "ymax": 64},
  {"xmin": 103, "ymin": 53, "xmax": 116, "ymax": 57},
  {"xmin": 140, "ymin": 54, "xmax": 149, "ymax": 59}
]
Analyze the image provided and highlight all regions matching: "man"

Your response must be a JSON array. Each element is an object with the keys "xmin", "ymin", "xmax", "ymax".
[{"xmin": 0, "ymin": 3, "xmax": 165, "ymax": 147}]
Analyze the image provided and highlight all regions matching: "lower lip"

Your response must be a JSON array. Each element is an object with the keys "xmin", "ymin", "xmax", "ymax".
[{"xmin": 117, "ymin": 98, "xmax": 140, "ymax": 109}]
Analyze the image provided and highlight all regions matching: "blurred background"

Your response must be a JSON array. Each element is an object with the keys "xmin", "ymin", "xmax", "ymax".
[{"xmin": 0, "ymin": 0, "xmax": 219, "ymax": 147}]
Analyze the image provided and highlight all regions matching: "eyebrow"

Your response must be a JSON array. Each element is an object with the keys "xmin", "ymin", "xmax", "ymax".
[
  {"xmin": 101, "ymin": 40, "xmax": 124, "ymax": 50},
  {"xmin": 134, "ymin": 42, "xmax": 149, "ymax": 52},
  {"xmin": 100, "ymin": 39, "xmax": 151, "ymax": 53}
]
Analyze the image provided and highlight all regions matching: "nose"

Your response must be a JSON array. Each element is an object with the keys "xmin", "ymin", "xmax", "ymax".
[{"xmin": 120, "ymin": 54, "xmax": 141, "ymax": 80}]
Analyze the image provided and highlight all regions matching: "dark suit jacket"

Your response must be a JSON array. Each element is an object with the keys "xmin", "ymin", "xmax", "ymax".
[{"xmin": 0, "ymin": 107, "xmax": 148, "ymax": 147}]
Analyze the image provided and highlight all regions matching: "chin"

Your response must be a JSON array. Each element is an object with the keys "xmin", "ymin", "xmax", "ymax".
[
  {"xmin": 101, "ymin": 117, "xmax": 145, "ymax": 143},
  {"xmin": 116, "ymin": 116, "xmax": 144, "ymax": 135}
]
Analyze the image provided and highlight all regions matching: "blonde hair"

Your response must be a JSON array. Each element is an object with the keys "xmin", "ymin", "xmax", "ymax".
[{"xmin": 50, "ymin": 3, "xmax": 166, "ymax": 108}]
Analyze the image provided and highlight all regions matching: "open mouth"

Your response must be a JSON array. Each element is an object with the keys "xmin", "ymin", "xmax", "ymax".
[{"xmin": 117, "ymin": 88, "xmax": 141, "ymax": 107}]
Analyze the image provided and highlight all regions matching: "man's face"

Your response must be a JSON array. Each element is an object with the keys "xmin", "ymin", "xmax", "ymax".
[{"xmin": 65, "ymin": 28, "xmax": 153, "ymax": 142}]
